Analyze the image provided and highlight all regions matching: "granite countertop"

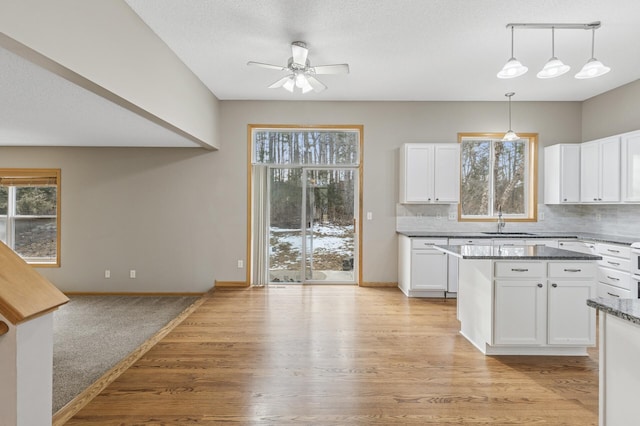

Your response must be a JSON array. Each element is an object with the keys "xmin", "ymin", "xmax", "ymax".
[
  {"xmin": 435, "ymin": 244, "xmax": 603, "ymax": 260},
  {"xmin": 397, "ymin": 231, "xmax": 638, "ymax": 246},
  {"xmin": 587, "ymin": 298, "xmax": 640, "ymax": 325}
]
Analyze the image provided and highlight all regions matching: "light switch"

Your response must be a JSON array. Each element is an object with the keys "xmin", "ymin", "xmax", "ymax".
[{"xmin": 366, "ymin": 212, "xmax": 373, "ymax": 220}]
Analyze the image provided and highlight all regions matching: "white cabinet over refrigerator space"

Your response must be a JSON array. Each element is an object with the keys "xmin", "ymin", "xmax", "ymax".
[{"xmin": 399, "ymin": 143, "xmax": 460, "ymax": 204}]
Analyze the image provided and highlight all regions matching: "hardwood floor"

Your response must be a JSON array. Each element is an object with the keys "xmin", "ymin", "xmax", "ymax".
[{"xmin": 66, "ymin": 286, "xmax": 598, "ymax": 425}]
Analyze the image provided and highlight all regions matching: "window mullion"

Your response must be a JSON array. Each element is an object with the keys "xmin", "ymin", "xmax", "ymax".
[
  {"xmin": 7, "ymin": 186, "xmax": 15, "ymax": 249},
  {"xmin": 488, "ymin": 140, "xmax": 496, "ymax": 217}
]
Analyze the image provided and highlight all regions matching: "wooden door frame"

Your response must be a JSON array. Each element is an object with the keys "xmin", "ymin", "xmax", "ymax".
[{"xmin": 246, "ymin": 124, "xmax": 364, "ymax": 286}]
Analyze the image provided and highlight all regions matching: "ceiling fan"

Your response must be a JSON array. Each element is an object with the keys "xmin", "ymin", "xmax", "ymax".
[{"xmin": 247, "ymin": 41, "xmax": 349, "ymax": 93}]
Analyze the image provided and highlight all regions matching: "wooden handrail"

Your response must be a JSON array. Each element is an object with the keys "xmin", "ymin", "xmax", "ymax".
[{"xmin": 0, "ymin": 321, "xmax": 8, "ymax": 336}]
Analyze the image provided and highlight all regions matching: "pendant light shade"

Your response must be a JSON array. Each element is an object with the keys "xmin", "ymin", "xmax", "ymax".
[
  {"xmin": 502, "ymin": 92, "xmax": 519, "ymax": 141},
  {"xmin": 497, "ymin": 26, "xmax": 528, "ymax": 79},
  {"xmin": 537, "ymin": 27, "xmax": 570, "ymax": 79},
  {"xmin": 575, "ymin": 28, "xmax": 611, "ymax": 79}
]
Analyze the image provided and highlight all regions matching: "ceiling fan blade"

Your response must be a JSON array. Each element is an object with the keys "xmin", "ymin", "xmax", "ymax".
[
  {"xmin": 268, "ymin": 75, "xmax": 293, "ymax": 89},
  {"xmin": 247, "ymin": 61, "xmax": 287, "ymax": 71},
  {"xmin": 310, "ymin": 64, "xmax": 350, "ymax": 75},
  {"xmin": 291, "ymin": 42, "xmax": 309, "ymax": 66},
  {"xmin": 305, "ymin": 75, "xmax": 327, "ymax": 93}
]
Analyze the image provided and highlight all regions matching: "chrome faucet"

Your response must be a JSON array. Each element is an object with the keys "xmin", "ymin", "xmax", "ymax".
[{"xmin": 497, "ymin": 205, "xmax": 506, "ymax": 233}]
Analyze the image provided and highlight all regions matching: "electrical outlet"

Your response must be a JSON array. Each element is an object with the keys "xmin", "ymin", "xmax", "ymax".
[
  {"xmin": 448, "ymin": 212, "xmax": 456, "ymax": 221},
  {"xmin": 539, "ymin": 212, "xmax": 545, "ymax": 221},
  {"xmin": 104, "ymin": 269, "xmax": 110, "ymax": 279},
  {"xmin": 436, "ymin": 213, "xmax": 442, "ymax": 220},
  {"xmin": 130, "ymin": 269, "xmax": 136, "ymax": 279},
  {"xmin": 596, "ymin": 213, "xmax": 602, "ymax": 221},
  {"xmin": 366, "ymin": 211, "xmax": 373, "ymax": 220},
  {"xmin": 237, "ymin": 260, "xmax": 244, "ymax": 268}
]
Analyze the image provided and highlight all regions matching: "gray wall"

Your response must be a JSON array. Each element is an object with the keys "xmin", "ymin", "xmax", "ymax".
[
  {"xmin": 0, "ymin": 99, "xmax": 586, "ymax": 292},
  {"xmin": 582, "ymin": 79, "xmax": 640, "ymax": 141}
]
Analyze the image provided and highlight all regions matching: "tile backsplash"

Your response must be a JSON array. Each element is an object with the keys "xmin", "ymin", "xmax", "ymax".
[{"xmin": 396, "ymin": 203, "xmax": 640, "ymax": 237}]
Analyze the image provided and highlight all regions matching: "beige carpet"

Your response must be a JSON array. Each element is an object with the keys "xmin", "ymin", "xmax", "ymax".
[{"xmin": 52, "ymin": 295, "xmax": 198, "ymax": 413}]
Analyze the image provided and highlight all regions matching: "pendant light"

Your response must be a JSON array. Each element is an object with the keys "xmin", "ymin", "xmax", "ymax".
[
  {"xmin": 537, "ymin": 27, "xmax": 570, "ymax": 79},
  {"xmin": 575, "ymin": 27, "xmax": 611, "ymax": 79},
  {"xmin": 497, "ymin": 26, "xmax": 528, "ymax": 79},
  {"xmin": 502, "ymin": 92, "xmax": 519, "ymax": 141}
]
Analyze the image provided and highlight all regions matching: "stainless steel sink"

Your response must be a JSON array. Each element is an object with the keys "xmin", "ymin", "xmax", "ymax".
[{"xmin": 481, "ymin": 232, "xmax": 534, "ymax": 235}]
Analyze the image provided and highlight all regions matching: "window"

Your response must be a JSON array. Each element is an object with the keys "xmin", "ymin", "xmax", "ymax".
[
  {"xmin": 0, "ymin": 169, "xmax": 61, "ymax": 266},
  {"xmin": 458, "ymin": 133, "xmax": 537, "ymax": 221}
]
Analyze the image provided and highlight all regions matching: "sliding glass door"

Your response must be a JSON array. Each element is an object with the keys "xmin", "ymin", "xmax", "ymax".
[
  {"xmin": 251, "ymin": 126, "xmax": 362, "ymax": 286},
  {"xmin": 268, "ymin": 167, "xmax": 357, "ymax": 284}
]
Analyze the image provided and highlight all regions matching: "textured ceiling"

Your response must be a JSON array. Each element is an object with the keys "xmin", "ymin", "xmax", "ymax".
[
  {"xmin": 126, "ymin": 0, "xmax": 640, "ymax": 101},
  {"xmin": 1, "ymin": 0, "xmax": 639, "ymax": 148}
]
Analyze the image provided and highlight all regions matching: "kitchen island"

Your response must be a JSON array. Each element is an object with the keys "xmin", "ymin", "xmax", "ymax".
[
  {"xmin": 587, "ymin": 298, "xmax": 640, "ymax": 426},
  {"xmin": 436, "ymin": 244, "xmax": 602, "ymax": 355}
]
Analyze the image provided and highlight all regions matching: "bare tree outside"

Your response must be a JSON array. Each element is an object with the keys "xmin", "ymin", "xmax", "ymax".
[
  {"xmin": 460, "ymin": 137, "xmax": 528, "ymax": 218},
  {"xmin": 254, "ymin": 128, "xmax": 360, "ymax": 283}
]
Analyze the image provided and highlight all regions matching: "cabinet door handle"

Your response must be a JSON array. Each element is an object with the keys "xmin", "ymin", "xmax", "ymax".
[
  {"xmin": 563, "ymin": 268, "xmax": 582, "ymax": 272},
  {"xmin": 511, "ymin": 268, "xmax": 528, "ymax": 272},
  {"xmin": 607, "ymin": 292, "xmax": 620, "ymax": 298},
  {"xmin": 607, "ymin": 249, "xmax": 620, "ymax": 253},
  {"xmin": 552, "ymin": 283, "xmax": 558, "ymax": 288},
  {"xmin": 607, "ymin": 261, "xmax": 620, "ymax": 266},
  {"xmin": 537, "ymin": 283, "xmax": 543, "ymax": 288},
  {"xmin": 606, "ymin": 276, "xmax": 620, "ymax": 281}
]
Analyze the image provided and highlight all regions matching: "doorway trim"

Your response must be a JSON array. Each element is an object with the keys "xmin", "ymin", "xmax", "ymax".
[{"xmin": 246, "ymin": 124, "xmax": 364, "ymax": 286}]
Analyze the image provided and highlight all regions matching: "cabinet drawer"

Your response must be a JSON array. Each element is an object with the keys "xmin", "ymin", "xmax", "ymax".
[
  {"xmin": 598, "ymin": 255, "xmax": 630, "ymax": 272},
  {"xmin": 598, "ymin": 268, "xmax": 631, "ymax": 290},
  {"xmin": 495, "ymin": 262, "xmax": 545, "ymax": 278},
  {"xmin": 548, "ymin": 262, "xmax": 596, "ymax": 278},
  {"xmin": 412, "ymin": 238, "xmax": 448, "ymax": 249},
  {"xmin": 597, "ymin": 281, "xmax": 632, "ymax": 299},
  {"xmin": 448, "ymin": 238, "xmax": 488, "ymax": 245},
  {"xmin": 596, "ymin": 243, "xmax": 631, "ymax": 259}
]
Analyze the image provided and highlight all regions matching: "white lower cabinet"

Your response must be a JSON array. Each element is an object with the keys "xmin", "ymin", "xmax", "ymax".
[
  {"xmin": 557, "ymin": 240, "xmax": 596, "ymax": 254},
  {"xmin": 494, "ymin": 279, "xmax": 546, "ymax": 345},
  {"xmin": 493, "ymin": 261, "xmax": 596, "ymax": 349},
  {"xmin": 410, "ymin": 244, "xmax": 448, "ymax": 291},
  {"xmin": 595, "ymin": 242, "xmax": 633, "ymax": 299},
  {"xmin": 398, "ymin": 235, "xmax": 448, "ymax": 297},
  {"xmin": 548, "ymin": 263, "xmax": 597, "ymax": 345}
]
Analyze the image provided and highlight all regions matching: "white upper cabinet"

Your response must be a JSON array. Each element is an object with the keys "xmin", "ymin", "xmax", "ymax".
[
  {"xmin": 544, "ymin": 144, "xmax": 580, "ymax": 204},
  {"xmin": 621, "ymin": 130, "xmax": 640, "ymax": 202},
  {"xmin": 399, "ymin": 143, "xmax": 460, "ymax": 204},
  {"xmin": 580, "ymin": 136, "xmax": 620, "ymax": 203}
]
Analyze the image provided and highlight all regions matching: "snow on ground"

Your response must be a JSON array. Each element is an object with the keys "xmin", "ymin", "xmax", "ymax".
[{"xmin": 270, "ymin": 224, "xmax": 353, "ymax": 257}]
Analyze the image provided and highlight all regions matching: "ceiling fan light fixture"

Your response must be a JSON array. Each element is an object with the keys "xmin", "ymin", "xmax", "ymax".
[
  {"xmin": 249, "ymin": 41, "xmax": 349, "ymax": 94},
  {"xmin": 282, "ymin": 77, "xmax": 295, "ymax": 92}
]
